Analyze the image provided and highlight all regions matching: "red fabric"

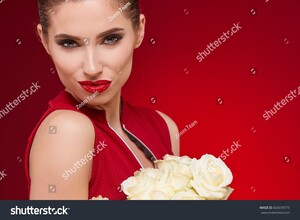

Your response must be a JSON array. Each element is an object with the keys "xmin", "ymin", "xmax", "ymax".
[{"xmin": 24, "ymin": 91, "xmax": 173, "ymax": 200}]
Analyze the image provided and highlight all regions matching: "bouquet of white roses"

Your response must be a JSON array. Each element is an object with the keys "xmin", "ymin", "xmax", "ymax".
[
  {"xmin": 121, "ymin": 154, "xmax": 233, "ymax": 200},
  {"xmin": 92, "ymin": 154, "xmax": 233, "ymax": 200}
]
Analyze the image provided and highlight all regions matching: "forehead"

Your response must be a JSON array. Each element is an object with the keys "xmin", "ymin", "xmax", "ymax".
[{"xmin": 48, "ymin": 0, "xmax": 131, "ymax": 35}]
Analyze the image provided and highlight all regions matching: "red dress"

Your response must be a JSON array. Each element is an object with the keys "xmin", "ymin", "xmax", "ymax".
[{"xmin": 24, "ymin": 91, "xmax": 173, "ymax": 200}]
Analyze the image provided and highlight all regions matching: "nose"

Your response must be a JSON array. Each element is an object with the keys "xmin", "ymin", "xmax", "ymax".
[{"xmin": 83, "ymin": 47, "xmax": 103, "ymax": 77}]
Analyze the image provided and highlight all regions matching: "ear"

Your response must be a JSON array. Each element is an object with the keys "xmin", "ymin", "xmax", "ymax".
[
  {"xmin": 37, "ymin": 24, "xmax": 51, "ymax": 55},
  {"xmin": 134, "ymin": 14, "xmax": 146, "ymax": 49}
]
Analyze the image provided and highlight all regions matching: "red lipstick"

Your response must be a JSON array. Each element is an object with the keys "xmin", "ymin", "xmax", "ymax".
[{"xmin": 78, "ymin": 80, "xmax": 111, "ymax": 93}]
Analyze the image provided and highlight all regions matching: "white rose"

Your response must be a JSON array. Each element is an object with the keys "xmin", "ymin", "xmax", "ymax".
[
  {"xmin": 190, "ymin": 154, "xmax": 233, "ymax": 200},
  {"xmin": 121, "ymin": 168, "xmax": 174, "ymax": 200},
  {"xmin": 158, "ymin": 166, "xmax": 190, "ymax": 193},
  {"xmin": 172, "ymin": 189, "xmax": 205, "ymax": 200},
  {"xmin": 90, "ymin": 195, "xmax": 109, "ymax": 200},
  {"xmin": 121, "ymin": 168, "xmax": 161, "ymax": 196},
  {"xmin": 155, "ymin": 154, "xmax": 193, "ymax": 179},
  {"xmin": 125, "ymin": 189, "xmax": 172, "ymax": 200}
]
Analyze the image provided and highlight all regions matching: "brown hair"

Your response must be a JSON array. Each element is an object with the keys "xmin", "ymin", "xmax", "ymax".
[{"xmin": 38, "ymin": 0, "xmax": 140, "ymax": 35}]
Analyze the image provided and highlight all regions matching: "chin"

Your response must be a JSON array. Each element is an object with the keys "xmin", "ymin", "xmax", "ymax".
[{"xmin": 91, "ymin": 94, "xmax": 115, "ymax": 105}]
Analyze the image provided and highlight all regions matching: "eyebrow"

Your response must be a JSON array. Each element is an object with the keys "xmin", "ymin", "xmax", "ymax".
[{"xmin": 54, "ymin": 27, "xmax": 125, "ymax": 40}]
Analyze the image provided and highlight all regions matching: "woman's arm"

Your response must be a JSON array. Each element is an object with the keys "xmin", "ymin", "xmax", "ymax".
[
  {"xmin": 156, "ymin": 111, "xmax": 180, "ymax": 156},
  {"xmin": 29, "ymin": 110, "xmax": 95, "ymax": 200}
]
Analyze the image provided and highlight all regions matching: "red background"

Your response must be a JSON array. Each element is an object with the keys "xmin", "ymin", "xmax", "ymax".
[{"xmin": 0, "ymin": 0, "xmax": 299, "ymax": 200}]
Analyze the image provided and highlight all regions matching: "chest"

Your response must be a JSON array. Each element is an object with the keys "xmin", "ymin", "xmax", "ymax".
[
  {"xmin": 88, "ymin": 121, "xmax": 172, "ymax": 199},
  {"xmin": 119, "ymin": 131, "xmax": 155, "ymax": 168}
]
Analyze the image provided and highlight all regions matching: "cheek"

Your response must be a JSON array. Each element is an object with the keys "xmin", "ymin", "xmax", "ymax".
[
  {"xmin": 104, "ymin": 44, "xmax": 134, "ymax": 71},
  {"xmin": 49, "ymin": 50, "xmax": 82, "ymax": 89},
  {"xmin": 47, "ymin": 41, "xmax": 81, "ymax": 76},
  {"xmin": 52, "ymin": 52, "xmax": 81, "ymax": 76},
  {"xmin": 102, "ymin": 44, "xmax": 134, "ymax": 81}
]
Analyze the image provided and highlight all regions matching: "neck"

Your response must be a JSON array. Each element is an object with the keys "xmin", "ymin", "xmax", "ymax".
[
  {"xmin": 98, "ymin": 91, "xmax": 123, "ymax": 131},
  {"xmin": 65, "ymin": 88, "xmax": 123, "ymax": 131}
]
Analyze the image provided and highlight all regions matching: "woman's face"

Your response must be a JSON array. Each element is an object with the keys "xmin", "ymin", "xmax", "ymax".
[{"xmin": 38, "ymin": 0, "xmax": 145, "ymax": 107}]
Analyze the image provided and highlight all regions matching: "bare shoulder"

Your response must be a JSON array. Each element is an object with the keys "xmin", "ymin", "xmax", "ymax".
[
  {"xmin": 29, "ymin": 110, "xmax": 95, "ymax": 200},
  {"xmin": 156, "ymin": 111, "xmax": 180, "ymax": 156}
]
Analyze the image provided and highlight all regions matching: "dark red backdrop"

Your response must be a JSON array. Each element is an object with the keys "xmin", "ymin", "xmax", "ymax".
[{"xmin": 0, "ymin": 0, "xmax": 299, "ymax": 200}]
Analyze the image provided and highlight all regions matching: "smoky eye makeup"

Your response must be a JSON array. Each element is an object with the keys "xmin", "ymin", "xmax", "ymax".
[
  {"xmin": 54, "ymin": 29, "xmax": 125, "ymax": 49},
  {"xmin": 56, "ymin": 39, "xmax": 80, "ymax": 49},
  {"xmin": 101, "ymin": 33, "xmax": 124, "ymax": 45}
]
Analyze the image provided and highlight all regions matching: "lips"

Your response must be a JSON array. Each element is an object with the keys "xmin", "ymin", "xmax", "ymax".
[{"xmin": 78, "ymin": 80, "xmax": 112, "ymax": 93}]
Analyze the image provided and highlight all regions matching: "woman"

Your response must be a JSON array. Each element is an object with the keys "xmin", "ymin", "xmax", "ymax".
[{"xmin": 25, "ymin": 0, "xmax": 179, "ymax": 200}]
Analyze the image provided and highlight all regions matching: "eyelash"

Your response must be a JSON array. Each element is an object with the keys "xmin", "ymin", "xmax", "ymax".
[
  {"xmin": 57, "ymin": 34, "xmax": 123, "ymax": 49},
  {"xmin": 103, "ymin": 34, "xmax": 123, "ymax": 45},
  {"xmin": 57, "ymin": 39, "xmax": 78, "ymax": 49}
]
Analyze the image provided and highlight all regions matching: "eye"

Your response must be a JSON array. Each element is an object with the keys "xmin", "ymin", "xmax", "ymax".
[
  {"xmin": 102, "ymin": 34, "xmax": 123, "ymax": 45},
  {"xmin": 57, "ymin": 39, "xmax": 79, "ymax": 49}
]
